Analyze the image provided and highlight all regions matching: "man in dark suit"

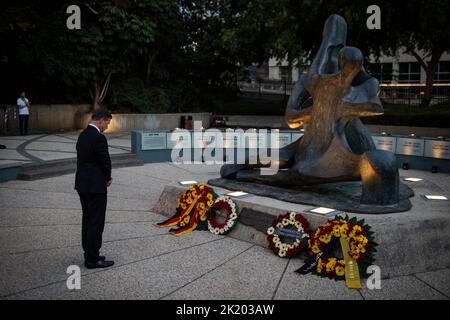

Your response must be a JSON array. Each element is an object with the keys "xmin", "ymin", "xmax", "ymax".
[{"xmin": 75, "ymin": 108, "xmax": 114, "ymax": 269}]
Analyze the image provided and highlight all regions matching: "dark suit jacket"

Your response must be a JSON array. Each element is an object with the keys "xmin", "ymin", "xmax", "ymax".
[{"xmin": 75, "ymin": 125, "xmax": 112, "ymax": 193}]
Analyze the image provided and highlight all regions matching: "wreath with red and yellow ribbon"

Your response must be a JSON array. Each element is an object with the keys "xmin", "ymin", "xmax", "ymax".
[
  {"xmin": 156, "ymin": 184, "xmax": 216, "ymax": 236},
  {"xmin": 305, "ymin": 216, "xmax": 377, "ymax": 280}
]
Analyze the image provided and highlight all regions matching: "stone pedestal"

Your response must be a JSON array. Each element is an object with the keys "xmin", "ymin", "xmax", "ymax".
[{"xmin": 152, "ymin": 182, "xmax": 450, "ymax": 279}]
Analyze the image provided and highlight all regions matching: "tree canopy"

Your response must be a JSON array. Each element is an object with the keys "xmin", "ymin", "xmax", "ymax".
[{"xmin": 0, "ymin": 0, "xmax": 448, "ymax": 110}]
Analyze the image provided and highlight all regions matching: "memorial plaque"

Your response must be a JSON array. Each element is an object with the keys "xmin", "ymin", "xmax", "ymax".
[
  {"xmin": 224, "ymin": 130, "xmax": 241, "ymax": 149},
  {"xmin": 202, "ymin": 131, "xmax": 224, "ymax": 150},
  {"xmin": 167, "ymin": 131, "xmax": 191, "ymax": 149},
  {"xmin": 257, "ymin": 131, "xmax": 269, "ymax": 150},
  {"xmin": 424, "ymin": 140, "xmax": 450, "ymax": 159},
  {"xmin": 192, "ymin": 130, "xmax": 204, "ymax": 149},
  {"xmin": 142, "ymin": 132, "xmax": 167, "ymax": 150},
  {"xmin": 395, "ymin": 138, "xmax": 425, "ymax": 156},
  {"xmin": 372, "ymin": 136, "xmax": 397, "ymax": 153},
  {"xmin": 291, "ymin": 132, "xmax": 304, "ymax": 142},
  {"xmin": 277, "ymin": 132, "xmax": 292, "ymax": 148},
  {"xmin": 241, "ymin": 130, "xmax": 259, "ymax": 149}
]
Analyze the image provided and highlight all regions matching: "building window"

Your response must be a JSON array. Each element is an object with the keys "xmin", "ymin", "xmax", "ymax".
[
  {"xmin": 280, "ymin": 66, "xmax": 292, "ymax": 82},
  {"xmin": 398, "ymin": 62, "xmax": 421, "ymax": 83},
  {"xmin": 434, "ymin": 61, "xmax": 450, "ymax": 83},
  {"xmin": 367, "ymin": 63, "xmax": 393, "ymax": 83}
]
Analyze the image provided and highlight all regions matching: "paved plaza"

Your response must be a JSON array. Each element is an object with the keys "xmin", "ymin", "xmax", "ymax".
[
  {"xmin": 0, "ymin": 141, "xmax": 449, "ymax": 299},
  {"xmin": 0, "ymin": 132, "xmax": 131, "ymax": 166}
]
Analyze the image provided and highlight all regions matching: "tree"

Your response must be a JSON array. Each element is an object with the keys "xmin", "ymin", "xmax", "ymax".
[
  {"xmin": 380, "ymin": 0, "xmax": 450, "ymax": 107},
  {"xmin": 0, "ymin": 0, "xmax": 174, "ymax": 108},
  {"xmin": 218, "ymin": 0, "xmax": 450, "ymax": 107}
]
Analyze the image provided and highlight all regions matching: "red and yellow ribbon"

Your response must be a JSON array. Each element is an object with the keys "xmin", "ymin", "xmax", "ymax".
[{"xmin": 156, "ymin": 184, "xmax": 215, "ymax": 236}]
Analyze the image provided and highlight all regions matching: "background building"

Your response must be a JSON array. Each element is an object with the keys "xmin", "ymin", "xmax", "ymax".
[{"xmin": 268, "ymin": 49, "xmax": 450, "ymax": 85}]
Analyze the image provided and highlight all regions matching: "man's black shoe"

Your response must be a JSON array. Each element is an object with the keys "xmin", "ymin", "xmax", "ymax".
[
  {"xmin": 84, "ymin": 260, "xmax": 114, "ymax": 269},
  {"xmin": 84, "ymin": 255, "xmax": 106, "ymax": 261}
]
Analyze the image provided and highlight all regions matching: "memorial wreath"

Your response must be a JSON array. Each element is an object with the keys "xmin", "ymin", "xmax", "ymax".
[
  {"xmin": 301, "ymin": 215, "xmax": 377, "ymax": 280},
  {"xmin": 156, "ymin": 184, "xmax": 216, "ymax": 236},
  {"xmin": 267, "ymin": 212, "xmax": 311, "ymax": 258},
  {"xmin": 207, "ymin": 195, "xmax": 239, "ymax": 235}
]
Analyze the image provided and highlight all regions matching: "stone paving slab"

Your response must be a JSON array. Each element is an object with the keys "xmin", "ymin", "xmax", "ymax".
[
  {"xmin": 27, "ymin": 141, "xmax": 78, "ymax": 153},
  {"xmin": 359, "ymin": 275, "xmax": 447, "ymax": 300},
  {"xmin": 0, "ymin": 207, "xmax": 159, "ymax": 228},
  {"xmin": 107, "ymin": 148, "xmax": 129, "ymax": 155},
  {"xmin": 0, "ymin": 187, "xmax": 151, "ymax": 212},
  {"xmin": 0, "ymin": 230, "xmax": 219, "ymax": 298},
  {"xmin": 0, "ymin": 135, "xmax": 42, "ymax": 140},
  {"xmin": 274, "ymin": 259, "xmax": 363, "ymax": 300},
  {"xmin": 0, "ymin": 136, "xmax": 29, "ymax": 141},
  {"xmin": 0, "ymin": 164, "xmax": 449, "ymax": 300},
  {"xmin": 33, "ymin": 136, "xmax": 78, "ymax": 143},
  {"xmin": 108, "ymin": 138, "xmax": 131, "ymax": 148},
  {"xmin": 7, "ymin": 238, "xmax": 251, "ymax": 300},
  {"xmin": 26, "ymin": 150, "xmax": 77, "ymax": 161},
  {"xmin": 0, "ymin": 139, "xmax": 27, "ymax": 148},
  {"xmin": 164, "ymin": 245, "xmax": 289, "ymax": 300},
  {"xmin": 0, "ymin": 133, "xmax": 133, "ymax": 163},
  {"xmin": 0, "ymin": 149, "xmax": 30, "ymax": 161},
  {"xmin": 415, "ymin": 268, "xmax": 450, "ymax": 298},
  {"xmin": 0, "ymin": 221, "xmax": 164, "ymax": 255}
]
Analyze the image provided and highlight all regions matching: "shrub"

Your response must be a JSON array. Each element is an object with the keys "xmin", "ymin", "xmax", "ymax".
[{"xmin": 110, "ymin": 78, "xmax": 170, "ymax": 113}]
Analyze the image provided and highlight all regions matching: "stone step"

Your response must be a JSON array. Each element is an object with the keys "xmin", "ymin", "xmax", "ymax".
[
  {"xmin": 152, "ymin": 184, "xmax": 330, "ymax": 249},
  {"xmin": 17, "ymin": 154, "xmax": 143, "ymax": 180},
  {"xmin": 19, "ymin": 153, "xmax": 136, "ymax": 171},
  {"xmin": 152, "ymin": 183, "xmax": 450, "ymax": 279}
]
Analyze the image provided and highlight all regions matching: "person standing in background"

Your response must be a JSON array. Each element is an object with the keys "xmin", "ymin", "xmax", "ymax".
[{"xmin": 17, "ymin": 91, "xmax": 30, "ymax": 135}]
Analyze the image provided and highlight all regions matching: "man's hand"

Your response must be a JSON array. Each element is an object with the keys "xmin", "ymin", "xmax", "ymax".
[{"xmin": 107, "ymin": 178, "xmax": 113, "ymax": 187}]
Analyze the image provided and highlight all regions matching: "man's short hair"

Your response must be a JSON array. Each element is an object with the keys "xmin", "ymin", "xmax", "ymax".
[{"xmin": 91, "ymin": 107, "xmax": 112, "ymax": 121}]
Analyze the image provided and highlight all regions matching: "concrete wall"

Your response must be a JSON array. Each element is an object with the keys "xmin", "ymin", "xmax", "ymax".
[
  {"xmin": 1, "ymin": 103, "xmax": 447, "ymax": 137},
  {"xmin": 0, "ymin": 104, "xmax": 211, "ymax": 133},
  {"xmin": 1, "ymin": 104, "xmax": 91, "ymax": 131}
]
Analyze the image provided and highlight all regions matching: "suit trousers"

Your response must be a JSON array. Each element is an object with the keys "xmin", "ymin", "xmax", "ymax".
[
  {"xmin": 78, "ymin": 192, "xmax": 107, "ymax": 263},
  {"xmin": 19, "ymin": 115, "xmax": 29, "ymax": 136}
]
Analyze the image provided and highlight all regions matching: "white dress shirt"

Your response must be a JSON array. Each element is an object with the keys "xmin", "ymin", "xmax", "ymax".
[
  {"xmin": 89, "ymin": 123, "xmax": 101, "ymax": 133},
  {"xmin": 17, "ymin": 98, "xmax": 30, "ymax": 115}
]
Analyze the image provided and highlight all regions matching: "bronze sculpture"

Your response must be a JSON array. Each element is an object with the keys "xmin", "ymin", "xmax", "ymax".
[{"xmin": 220, "ymin": 14, "xmax": 400, "ymax": 206}]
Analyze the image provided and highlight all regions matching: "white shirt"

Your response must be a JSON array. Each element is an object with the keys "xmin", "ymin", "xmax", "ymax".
[
  {"xmin": 17, "ymin": 98, "xmax": 30, "ymax": 115},
  {"xmin": 89, "ymin": 123, "xmax": 101, "ymax": 133}
]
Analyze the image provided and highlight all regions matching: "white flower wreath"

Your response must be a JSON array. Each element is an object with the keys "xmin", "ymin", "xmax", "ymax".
[{"xmin": 207, "ymin": 195, "xmax": 239, "ymax": 235}]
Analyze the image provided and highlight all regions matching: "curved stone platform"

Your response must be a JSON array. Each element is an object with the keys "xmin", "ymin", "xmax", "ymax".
[
  {"xmin": 153, "ymin": 176, "xmax": 449, "ymax": 279},
  {"xmin": 208, "ymin": 178, "xmax": 414, "ymax": 214}
]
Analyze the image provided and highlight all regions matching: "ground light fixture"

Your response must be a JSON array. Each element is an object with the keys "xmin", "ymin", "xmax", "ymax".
[
  {"xmin": 424, "ymin": 195, "xmax": 448, "ymax": 201},
  {"xmin": 226, "ymin": 191, "xmax": 249, "ymax": 198},
  {"xmin": 179, "ymin": 180, "xmax": 198, "ymax": 185},
  {"xmin": 404, "ymin": 178, "xmax": 423, "ymax": 182},
  {"xmin": 309, "ymin": 207, "xmax": 337, "ymax": 215}
]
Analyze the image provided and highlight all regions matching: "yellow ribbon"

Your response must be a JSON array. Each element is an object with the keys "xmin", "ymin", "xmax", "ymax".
[{"xmin": 340, "ymin": 237, "xmax": 362, "ymax": 289}]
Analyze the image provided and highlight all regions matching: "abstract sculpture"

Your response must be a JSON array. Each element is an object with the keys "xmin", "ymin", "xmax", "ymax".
[{"xmin": 220, "ymin": 14, "xmax": 400, "ymax": 206}]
